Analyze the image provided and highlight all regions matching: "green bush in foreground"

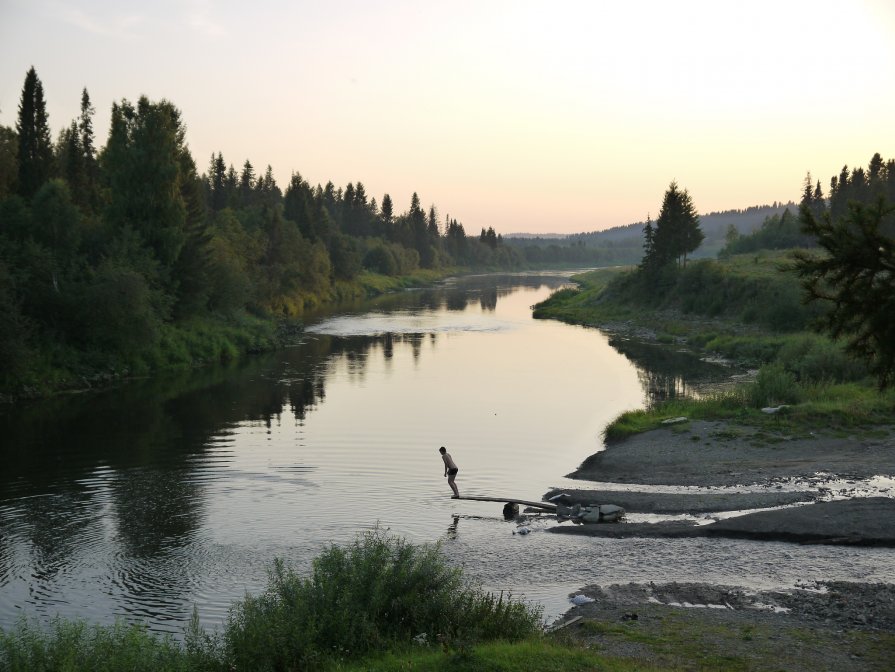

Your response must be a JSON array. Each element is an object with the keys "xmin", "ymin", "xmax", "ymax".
[
  {"xmin": 0, "ymin": 532, "xmax": 543, "ymax": 671},
  {"xmin": 223, "ymin": 530, "xmax": 543, "ymax": 670}
]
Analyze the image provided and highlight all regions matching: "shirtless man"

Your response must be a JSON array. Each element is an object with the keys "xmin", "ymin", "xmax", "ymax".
[{"xmin": 439, "ymin": 446, "xmax": 459, "ymax": 498}]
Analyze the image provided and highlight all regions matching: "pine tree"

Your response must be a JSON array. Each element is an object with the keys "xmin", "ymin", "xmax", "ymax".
[
  {"xmin": 56, "ymin": 121, "xmax": 83, "ymax": 196},
  {"xmin": 793, "ymin": 199, "xmax": 895, "ymax": 388},
  {"xmin": 379, "ymin": 193, "xmax": 394, "ymax": 237},
  {"xmin": 239, "ymin": 160, "xmax": 255, "ymax": 207},
  {"xmin": 650, "ymin": 181, "xmax": 703, "ymax": 267},
  {"xmin": 16, "ymin": 67, "xmax": 54, "ymax": 199},
  {"xmin": 208, "ymin": 152, "xmax": 227, "ymax": 211},
  {"xmin": 641, "ymin": 215, "xmax": 654, "ymax": 267},
  {"xmin": 78, "ymin": 88, "xmax": 99, "ymax": 210},
  {"xmin": 427, "ymin": 205, "xmax": 439, "ymax": 238}
]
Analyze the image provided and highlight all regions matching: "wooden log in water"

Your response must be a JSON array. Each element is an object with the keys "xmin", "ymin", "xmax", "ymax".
[{"xmin": 455, "ymin": 495, "xmax": 557, "ymax": 511}]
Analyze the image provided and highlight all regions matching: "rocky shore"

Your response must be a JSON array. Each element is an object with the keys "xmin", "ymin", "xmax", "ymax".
[{"xmin": 543, "ymin": 418, "xmax": 895, "ymax": 668}]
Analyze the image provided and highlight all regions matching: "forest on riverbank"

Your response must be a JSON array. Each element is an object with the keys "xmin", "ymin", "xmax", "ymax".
[
  {"xmin": 534, "ymin": 154, "xmax": 895, "ymax": 436},
  {"xmin": 0, "ymin": 68, "xmax": 525, "ymax": 399}
]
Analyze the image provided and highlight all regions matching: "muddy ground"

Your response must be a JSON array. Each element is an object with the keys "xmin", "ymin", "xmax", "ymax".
[{"xmin": 541, "ymin": 419, "xmax": 895, "ymax": 669}]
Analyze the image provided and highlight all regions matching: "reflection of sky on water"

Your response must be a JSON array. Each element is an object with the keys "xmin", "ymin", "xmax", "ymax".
[{"xmin": 306, "ymin": 310, "xmax": 516, "ymax": 337}]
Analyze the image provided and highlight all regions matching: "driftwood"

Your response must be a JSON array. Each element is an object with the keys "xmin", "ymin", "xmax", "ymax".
[{"xmin": 547, "ymin": 615, "xmax": 583, "ymax": 632}]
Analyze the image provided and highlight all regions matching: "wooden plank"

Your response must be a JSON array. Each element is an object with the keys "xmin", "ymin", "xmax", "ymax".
[
  {"xmin": 547, "ymin": 615, "xmax": 583, "ymax": 632},
  {"xmin": 455, "ymin": 495, "xmax": 557, "ymax": 511}
]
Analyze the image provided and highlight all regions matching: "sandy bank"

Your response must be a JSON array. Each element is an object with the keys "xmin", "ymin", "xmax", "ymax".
[{"xmin": 543, "ymin": 419, "xmax": 895, "ymax": 545}]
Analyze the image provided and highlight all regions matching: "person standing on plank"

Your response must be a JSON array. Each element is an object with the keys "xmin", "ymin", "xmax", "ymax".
[{"xmin": 439, "ymin": 446, "xmax": 459, "ymax": 498}]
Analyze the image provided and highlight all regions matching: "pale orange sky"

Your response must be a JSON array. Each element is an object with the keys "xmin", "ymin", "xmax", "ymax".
[{"xmin": 2, "ymin": 0, "xmax": 894, "ymax": 234}]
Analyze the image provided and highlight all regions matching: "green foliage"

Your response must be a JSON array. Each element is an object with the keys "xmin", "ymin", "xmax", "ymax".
[
  {"xmin": 0, "ymin": 618, "xmax": 206, "ymax": 672},
  {"xmin": 0, "ymin": 259, "xmax": 30, "ymax": 383},
  {"xmin": 604, "ymin": 392, "xmax": 750, "ymax": 441},
  {"xmin": 329, "ymin": 232, "xmax": 363, "ymax": 280},
  {"xmin": 0, "ymin": 123, "xmax": 19, "ymax": 199},
  {"xmin": 0, "ymin": 67, "xmax": 529, "ymax": 398},
  {"xmin": 15, "ymin": 67, "xmax": 53, "ymax": 199},
  {"xmin": 223, "ymin": 530, "xmax": 542, "ymax": 670},
  {"xmin": 748, "ymin": 364, "xmax": 801, "ymax": 407},
  {"xmin": 702, "ymin": 334, "xmax": 787, "ymax": 367},
  {"xmin": 643, "ymin": 181, "xmax": 704, "ymax": 270},
  {"xmin": 102, "ymin": 97, "xmax": 195, "ymax": 272},
  {"xmin": 335, "ymin": 639, "xmax": 630, "ymax": 672},
  {"xmin": 544, "ymin": 252, "xmax": 818, "ymax": 333},
  {"xmin": 793, "ymin": 198, "xmax": 895, "ymax": 388},
  {"xmin": 775, "ymin": 334, "xmax": 867, "ymax": 384},
  {"xmin": 363, "ymin": 239, "xmax": 421, "ymax": 276},
  {"xmin": 720, "ymin": 208, "xmax": 814, "ymax": 255}
]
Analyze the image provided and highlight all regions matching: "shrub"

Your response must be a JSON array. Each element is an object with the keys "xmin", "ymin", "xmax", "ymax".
[
  {"xmin": 776, "ymin": 334, "xmax": 867, "ymax": 384},
  {"xmin": 748, "ymin": 364, "xmax": 801, "ymax": 407},
  {"xmin": 223, "ymin": 530, "xmax": 542, "ymax": 670}
]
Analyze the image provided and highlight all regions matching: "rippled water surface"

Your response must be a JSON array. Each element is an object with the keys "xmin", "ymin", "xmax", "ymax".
[{"xmin": 2, "ymin": 272, "xmax": 894, "ymax": 633}]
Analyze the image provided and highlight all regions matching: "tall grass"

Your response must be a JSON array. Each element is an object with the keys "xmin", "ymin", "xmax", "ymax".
[{"xmin": 0, "ymin": 618, "xmax": 206, "ymax": 672}]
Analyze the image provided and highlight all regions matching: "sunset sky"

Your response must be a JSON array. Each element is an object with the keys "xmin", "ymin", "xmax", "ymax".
[{"xmin": 2, "ymin": 0, "xmax": 894, "ymax": 234}]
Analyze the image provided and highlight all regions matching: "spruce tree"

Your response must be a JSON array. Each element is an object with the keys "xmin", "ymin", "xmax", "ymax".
[
  {"xmin": 78, "ymin": 88, "xmax": 99, "ymax": 210},
  {"xmin": 651, "ymin": 181, "xmax": 703, "ymax": 267},
  {"xmin": 793, "ymin": 199, "xmax": 895, "ymax": 388},
  {"xmin": 16, "ymin": 67, "xmax": 54, "ymax": 199}
]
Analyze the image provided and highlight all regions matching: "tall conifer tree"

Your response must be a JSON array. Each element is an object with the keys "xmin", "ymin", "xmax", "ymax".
[{"xmin": 16, "ymin": 67, "xmax": 54, "ymax": 199}]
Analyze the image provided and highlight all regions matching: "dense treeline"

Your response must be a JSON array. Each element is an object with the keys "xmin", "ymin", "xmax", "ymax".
[
  {"xmin": 719, "ymin": 208, "xmax": 814, "ymax": 255},
  {"xmin": 722, "ymin": 153, "xmax": 895, "ymax": 256},
  {"xmin": 0, "ymin": 68, "xmax": 521, "ymax": 395}
]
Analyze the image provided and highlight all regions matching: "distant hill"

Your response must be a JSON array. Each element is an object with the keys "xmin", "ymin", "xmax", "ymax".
[
  {"xmin": 503, "ymin": 202, "xmax": 798, "ymax": 266},
  {"xmin": 507, "ymin": 203, "xmax": 797, "ymax": 244}
]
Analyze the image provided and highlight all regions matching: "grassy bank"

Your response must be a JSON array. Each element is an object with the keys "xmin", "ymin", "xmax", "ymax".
[{"xmin": 533, "ymin": 252, "xmax": 894, "ymax": 441}]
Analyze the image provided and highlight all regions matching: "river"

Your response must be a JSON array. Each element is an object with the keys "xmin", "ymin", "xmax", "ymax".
[{"xmin": 2, "ymin": 271, "xmax": 894, "ymax": 633}]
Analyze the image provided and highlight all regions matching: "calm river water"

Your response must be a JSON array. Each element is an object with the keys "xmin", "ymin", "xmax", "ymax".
[{"xmin": 2, "ymin": 272, "xmax": 894, "ymax": 633}]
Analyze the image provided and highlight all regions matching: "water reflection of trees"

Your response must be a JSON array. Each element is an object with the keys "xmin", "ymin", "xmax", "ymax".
[
  {"xmin": 322, "ymin": 273, "xmax": 569, "ymax": 317},
  {"xmin": 0, "ymin": 273, "xmax": 575, "ymax": 618},
  {"xmin": 607, "ymin": 336, "xmax": 733, "ymax": 407}
]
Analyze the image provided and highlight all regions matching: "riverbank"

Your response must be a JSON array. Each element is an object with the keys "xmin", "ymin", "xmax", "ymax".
[
  {"xmin": 549, "ymin": 580, "xmax": 895, "ymax": 671},
  {"xmin": 544, "ymin": 417, "xmax": 895, "ymax": 544},
  {"xmin": 539, "ymin": 416, "xmax": 895, "ymax": 668},
  {"xmin": 0, "ymin": 268, "xmax": 452, "ymax": 403}
]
